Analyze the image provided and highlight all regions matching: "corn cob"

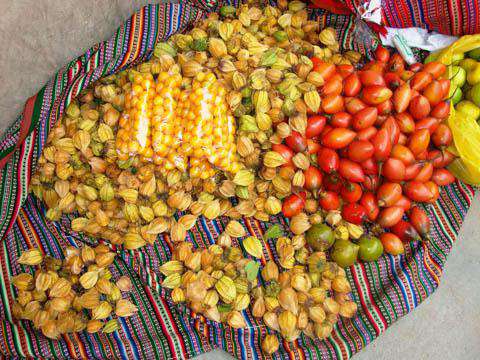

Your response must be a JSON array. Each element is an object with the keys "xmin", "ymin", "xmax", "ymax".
[
  {"xmin": 151, "ymin": 70, "xmax": 186, "ymax": 171},
  {"xmin": 116, "ymin": 72, "xmax": 155, "ymax": 161},
  {"xmin": 116, "ymin": 70, "xmax": 240, "ymax": 177}
]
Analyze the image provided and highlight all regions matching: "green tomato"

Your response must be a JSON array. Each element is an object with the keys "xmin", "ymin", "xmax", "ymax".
[
  {"xmin": 451, "ymin": 66, "xmax": 467, "ymax": 88},
  {"xmin": 306, "ymin": 224, "xmax": 335, "ymax": 251},
  {"xmin": 358, "ymin": 236, "xmax": 384, "ymax": 262},
  {"xmin": 456, "ymin": 100, "xmax": 480, "ymax": 120},
  {"xmin": 467, "ymin": 64, "xmax": 480, "ymax": 85},
  {"xmin": 451, "ymin": 87, "xmax": 463, "ymax": 105},
  {"xmin": 470, "ymin": 83, "xmax": 480, "ymax": 107},
  {"xmin": 467, "ymin": 47, "xmax": 480, "ymax": 61},
  {"xmin": 465, "ymin": 87, "xmax": 474, "ymax": 101},
  {"xmin": 459, "ymin": 58, "xmax": 478, "ymax": 72},
  {"xmin": 331, "ymin": 240, "xmax": 359, "ymax": 268}
]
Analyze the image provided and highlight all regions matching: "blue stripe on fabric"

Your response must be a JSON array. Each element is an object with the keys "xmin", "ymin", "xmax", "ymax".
[
  {"xmin": 388, "ymin": 254, "xmax": 411, "ymax": 312},
  {"xmin": 400, "ymin": 253, "xmax": 418, "ymax": 308},
  {"xmin": 199, "ymin": 216, "xmax": 215, "ymax": 244},
  {"xmin": 242, "ymin": 310, "xmax": 257, "ymax": 360},
  {"xmin": 177, "ymin": 313, "xmax": 202, "ymax": 355},
  {"xmin": 119, "ymin": 317, "xmax": 140, "ymax": 360},
  {"xmin": 404, "ymin": 0, "xmax": 417, "ymax": 28},
  {"xmin": 113, "ymin": 323, "xmax": 130, "ymax": 360},
  {"xmin": 236, "ymin": 327, "xmax": 247, "ymax": 359}
]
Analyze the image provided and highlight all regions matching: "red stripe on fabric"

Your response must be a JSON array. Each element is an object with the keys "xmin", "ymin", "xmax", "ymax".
[
  {"xmin": 60, "ymin": 334, "xmax": 79, "ymax": 359},
  {"xmin": 132, "ymin": 8, "xmax": 145, "ymax": 63},
  {"xmin": 422, "ymin": 244, "xmax": 441, "ymax": 285},
  {"xmin": 120, "ymin": 13, "xmax": 137, "ymax": 68},
  {"xmin": 71, "ymin": 332, "xmax": 88, "ymax": 359},
  {"xmin": 0, "ymin": 93, "xmax": 37, "ymax": 170},
  {"xmin": 281, "ymin": 339, "xmax": 296, "ymax": 359},
  {"xmin": 360, "ymin": 265, "xmax": 388, "ymax": 329},
  {"xmin": 330, "ymin": 329, "xmax": 348, "ymax": 359},
  {"xmin": 292, "ymin": 339, "xmax": 306, "ymax": 359},
  {"xmin": 401, "ymin": 0, "xmax": 413, "ymax": 28},
  {"xmin": 16, "ymin": 210, "xmax": 41, "ymax": 253},
  {"xmin": 455, "ymin": 181, "xmax": 474, "ymax": 209},
  {"xmin": 433, "ymin": 202, "xmax": 456, "ymax": 243},
  {"xmin": 421, "ymin": 0, "xmax": 432, "ymax": 30},
  {"xmin": 309, "ymin": 0, "xmax": 352, "ymax": 15},
  {"xmin": 144, "ymin": 286, "xmax": 187, "ymax": 359},
  {"xmin": 447, "ymin": 0, "xmax": 456, "ymax": 34},
  {"xmin": 457, "ymin": 0, "xmax": 464, "ymax": 34},
  {"xmin": 16, "ymin": 96, "xmax": 36, "ymax": 156}
]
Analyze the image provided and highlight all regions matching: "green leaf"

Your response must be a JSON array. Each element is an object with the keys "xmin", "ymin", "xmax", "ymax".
[
  {"xmin": 218, "ymin": 303, "xmax": 232, "ymax": 313},
  {"xmin": 245, "ymin": 260, "xmax": 260, "ymax": 282},
  {"xmin": 153, "ymin": 42, "xmax": 177, "ymax": 58},
  {"xmin": 191, "ymin": 38, "xmax": 208, "ymax": 51},
  {"xmin": 260, "ymin": 48, "xmax": 278, "ymax": 67},
  {"xmin": 263, "ymin": 224, "xmax": 283, "ymax": 240},
  {"xmin": 117, "ymin": 158, "xmax": 134, "ymax": 169}
]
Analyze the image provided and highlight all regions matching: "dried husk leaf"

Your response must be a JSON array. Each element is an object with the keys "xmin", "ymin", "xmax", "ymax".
[
  {"xmin": 18, "ymin": 249, "xmax": 43, "ymax": 266},
  {"xmin": 92, "ymin": 301, "xmax": 112, "ymax": 320},
  {"xmin": 79, "ymin": 271, "xmax": 99, "ymax": 289},
  {"xmin": 225, "ymin": 220, "xmax": 246, "ymax": 238},
  {"xmin": 115, "ymin": 299, "xmax": 138, "ymax": 317}
]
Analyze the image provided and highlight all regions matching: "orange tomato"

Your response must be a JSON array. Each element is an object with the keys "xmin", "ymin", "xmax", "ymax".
[{"xmin": 321, "ymin": 94, "xmax": 344, "ymax": 114}]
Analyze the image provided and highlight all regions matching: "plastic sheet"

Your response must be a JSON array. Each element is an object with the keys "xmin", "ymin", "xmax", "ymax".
[{"xmin": 434, "ymin": 35, "xmax": 480, "ymax": 184}]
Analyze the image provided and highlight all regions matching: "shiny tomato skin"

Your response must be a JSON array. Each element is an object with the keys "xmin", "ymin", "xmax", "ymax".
[
  {"xmin": 341, "ymin": 183, "xmax": 363, "ymax": 203},
  {"xmin": 360, "ymin": 192, "xmax": 380, "ymax": 221},
  {"xmin": 344, "ymin": 73, "xmax": 362, "ymax": 97},
  {"xmin": 338, "ymin": 159, "xmax": 366, "ymax": 183},
  {"xmin": 317, "ymin": 147, "xmax": 340, "ymax": 173},
  {"xmin": 306, "ymin": 115, "xmax": 327, "ymax": 139},
  {"xmin": 285, "ymin": 131, "xmax": 307, "ymax": 152},
  {"xmin": 347, "ymin": 140, "xmax": 374, "ymax": 163},
  {"xmin": 319, "ymin": 191, "xmax": 341, "ymax": 211},
  {"xmin": 282, "ymin": 194, "xmax": 305, "ymax": 218},
  {"xmin": 341, "ymin": 203, "xmax": 368, "ymax": 225}
]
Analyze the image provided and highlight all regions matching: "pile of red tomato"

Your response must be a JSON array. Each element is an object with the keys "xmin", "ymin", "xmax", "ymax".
[{"xmin": 278, "ymin": 47, "xmax": 456, "ymax": 255}]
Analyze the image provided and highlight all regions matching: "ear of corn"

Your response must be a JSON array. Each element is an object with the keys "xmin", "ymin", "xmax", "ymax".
[
  {"xmin": 151, "ymin": 71, "xmax": 185, "ymax": 171},
  {"xmin": 116, "ymin": 70, "xmax": 240, "ymax": 177},
  {"xmin": 116, "ymin": 72, "xmax": 155, "ymax": 161}
]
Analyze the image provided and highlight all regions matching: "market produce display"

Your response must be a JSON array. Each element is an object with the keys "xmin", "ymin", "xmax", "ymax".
[
  {"xmin": 276, "ymin": 48, "xmax": 456, "ymax": 262},
  {"xmin": 3, "ymin": 0, "xmax": 479, "ymax": 358}
]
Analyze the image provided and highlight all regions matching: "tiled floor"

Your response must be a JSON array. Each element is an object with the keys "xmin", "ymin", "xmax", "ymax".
[{"xmin": 1, "ymin": 1, "xmax": 478, "ymax": 358}]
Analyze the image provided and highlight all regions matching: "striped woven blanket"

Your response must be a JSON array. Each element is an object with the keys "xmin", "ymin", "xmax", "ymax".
[{"xmin": 0, "ymin": 1, "xmax": 476, "ymax": 358}]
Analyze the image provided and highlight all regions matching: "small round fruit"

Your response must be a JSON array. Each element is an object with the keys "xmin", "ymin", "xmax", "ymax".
[
  {"xmin": 306, "ymin": 224, "xmax": 335, "ymax": 251},
  {"xmin": 358, "ymin": 236, "xmax": 384, "ymax": 262},
  {"xmin": 380, "ymin": 233, "xmax": 404, "ymax": 255},
  {"xmin": 331, "ymin": 240, "xmax": 360, "ymax": 267},
  {"xmin": 319, "ymin": 191, "xmax": 341, "ymax": 210},
  {"xmin": 341, "ymin": 203, "xmax": 367, "ymax": 225},
  {"xmin": 282, "ymin": 194, "xmax": 305, "ymax": 218},
  {"xmin": 451, "ymin": 86, "xmax": 463, "ymax": 105}
]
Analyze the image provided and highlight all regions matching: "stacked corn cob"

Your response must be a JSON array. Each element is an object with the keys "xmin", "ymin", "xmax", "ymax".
[{"xmin": 116, "ymin": 69, "xmax": 241, "ymax": 177}]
